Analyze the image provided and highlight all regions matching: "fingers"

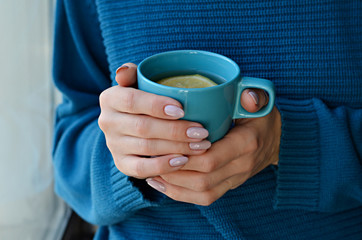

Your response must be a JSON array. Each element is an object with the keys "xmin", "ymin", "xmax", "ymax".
[
  {"xmin": 99, "ymin": 86, "xmax": 184, "ymax": 120},
  {"xmin": 99, "ymin": 62, "xmax": 212, "ymax": 181},
  {"xmin": 114, "ymin": 154, "xmax": 189, "ymax": 179},
  {"xmin": 107, "ymin": 127, "xmax": 211, "ymax": 179},
  {"xmin": 115, "ymin": 63, "xmax": 138, "ymax": 87},
  {"xmin": 160, "ymin": 159, "xmax": 249, "ymax": 192},
  {"xmin": 181, "ymin": 129, "xmax": 257, "ymax": 172},
  {"xmin": 114, "ymin": 63, "xmax": 185, "ymax": 119},
  {"xmin": 112, "ymin": 136, "xmax": 210, "ymax": 156},
  {"xmin": 142, "ymin": 129, "xmax": 258, "ymax": 205},
  {"xmin": 145, "ymin": 153, "xmax": 255, "ymax": 205},
  {"xmin": 100, "ymin": 111, "xmax": 208, "ymax": 142},
  {"xmin": 240, "ymin": 89, "xmax": 269, "ymax": 113},
  {"xmin": 146, "ymin": 175, "xmax": 235, "ymax": 206},
  {"xmin": 143, "ymin": 100, "xmax": 281, "ymax": 206},
  {"xmin": 114, "ymin": 62, "xmax": 184, "ymax": 119}
]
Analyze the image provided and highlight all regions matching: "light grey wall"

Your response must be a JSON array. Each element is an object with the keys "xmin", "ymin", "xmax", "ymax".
[{"xmin": 0, "ymin": 1, "xmax": 69, "ymax": 239}]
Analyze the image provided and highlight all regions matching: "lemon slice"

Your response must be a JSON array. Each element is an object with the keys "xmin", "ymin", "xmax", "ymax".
[{"xmin": 157, "ymin": 74, "xmax": 217, "ymax": 88}]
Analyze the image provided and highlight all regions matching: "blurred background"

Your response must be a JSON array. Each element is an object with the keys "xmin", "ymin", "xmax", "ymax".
[{"xmin": 0, "ymin": 1, "xmax": 73, "ymax": 239}]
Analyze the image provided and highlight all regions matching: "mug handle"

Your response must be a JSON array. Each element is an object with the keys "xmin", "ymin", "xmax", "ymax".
[{"xmin": 233, "ymin": 77, "xmax": 275, "ymax": 118}]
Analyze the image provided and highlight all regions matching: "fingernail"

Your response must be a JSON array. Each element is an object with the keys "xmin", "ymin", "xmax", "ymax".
[
  {"xmin": 248, "ymin": 90, "xmax": 259, "ymax": 105},
  {"xmin": 169, "ymin": 156, "xmax": 189, "ymax": 167},
  {"xmin": 116, "ymin": 65, "xmax": 129, "ymax": 74},
  {"xmin": 186, "ymin": 127, "xmax": 209, "ymax": 139},
  {"xmin": 146, "ymin": 178, "xmax": 166, "ymax": 192},
  {"xmin": 263, "ymin": 91, "xmax": 269, "ymax": 106},
  {"xmin": 164, "ymin": 105, "xmax": 184, "ymax": 118},
  {"xmin": 189, "ymin": 140, "xmax": 211, "ymax": 150}
]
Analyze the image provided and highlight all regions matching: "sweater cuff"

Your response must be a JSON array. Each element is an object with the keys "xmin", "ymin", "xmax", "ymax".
[
  {"xmin": 274, "ymin": 98, "xmax": 320, "ymax": 211},
  {"xmin": 94, "ymin": 132, "xmax": 159, "ymax": 214},
  {"xmin": 90, "ymin": 131, "xmax": 160, "ymax": 224},
  {"xmin": 110, "ymin": 163, "xmax": 159, "ymax": 212}
]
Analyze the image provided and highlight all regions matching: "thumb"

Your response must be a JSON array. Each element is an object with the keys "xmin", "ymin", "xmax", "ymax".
[
  {"xmin": 240, "ymin": 89, "xmax": 269, "ymax": 113},
  {"xmin": 115, "ymin": 62, "xmax": 138, "ymax": 87}
]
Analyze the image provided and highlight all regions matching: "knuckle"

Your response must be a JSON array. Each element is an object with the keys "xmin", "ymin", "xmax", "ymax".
[
  {"xmin": 243, "ymin": 130, "xmax": 259, "ymax": 154},
  {"xmin": 134, "ymin": 117, "xmax": 149, "ymax": 136},
  {"xmin": 201, "ymin": 156, "xmax": 218, "ymax": 173},
  {"xmin": 229, "ymin": 160, "xmax": 243, "ymax": 174},
  {"xmin": 137, "ymin": 138, "xmax": 153, "ymax": 154},
  {"xmin": 193, "ymin": 176, "xmax": 211, "ymax": 192},
  {"xmin": 149, "ymin": 96, "xmax": 160, "ymax": 116},
  {"xmin": 168, "ymin": 122, "xmax": 181, "ymax": 140},
  {"xmin": 98, "ymin": 112, "xmax": 114, "ymax": 135},
  {"xmin": 97, "ymin": 113, "xmax": 106, "ymax": 131},
  {"xmin": 114, "ymin": 136, "xmax": 129, "ymax": 154},
  {"xmin": 113, "ymin": 155, "xmax": 126, "ymax": 174},
  {"xmin": 135, "ymin": 159, "xmax": 147, "ymax": 179},
  {"xmin": 99, "ymin": 89, "xmax": 111, "ymax": 108},
  {"xmin": 248, "ymin": 137, "xmax": 259, "ymax": 153},
  {"xmin": 199, "ymin": 192, "xmax": 217, "ymax": 206},
  {"xmin": 121, "ymin": 89, "xmax": 136, "ymax": 112},
  {"xmin": 242, "ymin": 159, "xmax": 255, "ymax": 173}
]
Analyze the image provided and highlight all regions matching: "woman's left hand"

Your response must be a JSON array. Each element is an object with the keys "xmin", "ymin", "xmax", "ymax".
[{"xmin": 146, "ymin": 89, "xmax": 281, "ymax": 206}]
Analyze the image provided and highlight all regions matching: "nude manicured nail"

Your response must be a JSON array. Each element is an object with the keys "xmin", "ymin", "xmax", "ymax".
[
  {"xmin": 169, "ymin": 156, "xmax": 189, "ymax": 167},
  {"xmin": 186, "ymin": 127, "xmax": 209, "ymax": 139},
  {"xmin": 146, "ymin": 178, "xmax": 166, "ymax": 192},
  {"xmin": 116, "ymin": 65, "xmax": 129, "ymax": 74},
  {"xmin": 248, "ymin": 90, "xmax": 259, "ymax": 105},
  {"xmin": 189, "ymin": 140, "xmax": 211, "ymax": 150},
  {"xmin": 164, "ymin": 105, "xmax": 184, "ymax": 118}
]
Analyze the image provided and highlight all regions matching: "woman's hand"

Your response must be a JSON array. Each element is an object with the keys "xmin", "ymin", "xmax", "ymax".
[
  {"xmin": 98, "ymin": 63, "xmax": 211, "ymax": 179},
  {"xmin": 147, "ymin": 91, "xmax": 281, "ymax": 206}
]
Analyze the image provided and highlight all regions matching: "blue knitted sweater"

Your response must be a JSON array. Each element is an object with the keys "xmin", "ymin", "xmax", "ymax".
[{"xmin": 52, "ymin": 0, "xmax": 362, "ymax": 239}]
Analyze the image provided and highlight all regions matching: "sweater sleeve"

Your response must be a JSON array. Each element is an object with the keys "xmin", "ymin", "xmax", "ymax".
[
  {"xmin": 274, "ymin": 97, "xmax": 362, "ymax": 212},
  {"xmin": 52, "ymin": 0, "xmax": 158, "ymax": 225}
]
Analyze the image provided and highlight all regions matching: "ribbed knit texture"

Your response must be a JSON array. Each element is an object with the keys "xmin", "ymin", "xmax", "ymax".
[
  {"xmin": 275, "ymin": 99, "xmax": 320, "ymax": 210},
  {"xmin": 52, "ymin": 0, "xmax": 362, "ymax": 239}
]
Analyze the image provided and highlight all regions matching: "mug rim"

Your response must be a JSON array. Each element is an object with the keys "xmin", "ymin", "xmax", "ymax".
[{"xmin": 137, "ymin": 50, "xmax": 241, "ymax": 92}]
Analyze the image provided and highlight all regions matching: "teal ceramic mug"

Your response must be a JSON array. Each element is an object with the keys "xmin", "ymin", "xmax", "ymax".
[{"xmin": 137, "ymin": 50, "xmax": 275, "ymax": 142}]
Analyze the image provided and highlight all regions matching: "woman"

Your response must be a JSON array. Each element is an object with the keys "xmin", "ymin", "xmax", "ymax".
[{"xmin": 52, "ymin": 0, "xmax": 362, "ymax": 239}]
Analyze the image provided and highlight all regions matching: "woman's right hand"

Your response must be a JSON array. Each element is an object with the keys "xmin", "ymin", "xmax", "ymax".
[{"xmin": 98, "ymin": 63, "xmax": 211, "ymax": 179}]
